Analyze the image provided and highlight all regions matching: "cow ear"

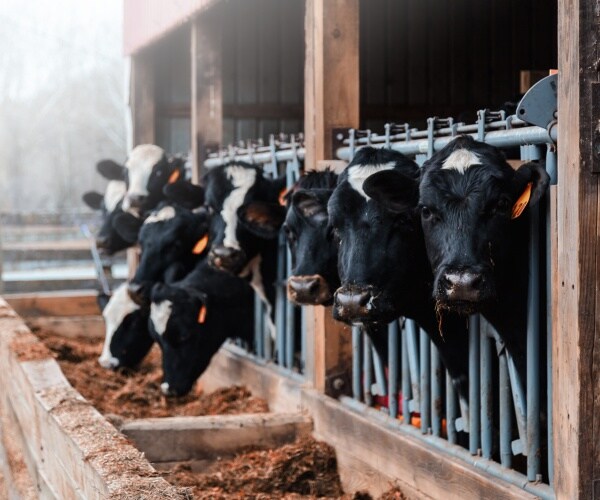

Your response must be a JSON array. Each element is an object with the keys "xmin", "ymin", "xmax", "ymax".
[
  {"xmin": 514, "ymin": 161, "xmax": 550, "ymax": 207},
  {"xmin": 237, "ymin": 201, "xmax": 286, "ymax": 239},
  {"xmin": 97, "ymin": 160, "xmax": 126, "ymax": 181},
  {"xmin": 292, "ymin": 190, "xmax": 329, "ymax": 223},
  {"xmin": 82, "ymin": 191, "xmax": 104, "ymax": 210},
  {"xmin": 113, "ymin": 212, "xmax": 143, "ymax": 244},
  {"xmin": 163, "ymin": 180, "xmax": 205, "ymax": 209},
  {"xmin": 363, "ymin": 170, "xmax": 420, "ymax": 213}
]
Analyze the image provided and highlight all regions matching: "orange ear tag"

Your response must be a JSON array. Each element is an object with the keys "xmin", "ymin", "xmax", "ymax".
[
  {"xmin": 511, "ymin": 182, "xmax": 532, "ymax": 219},
  {"xmin": 192, "ymin": 234, "xmax": 209, "ymax": 254},
  {"xmin": 278, "ymin": 187, "xmax": 289, "ymax": 206},
  {"xmin": 168, "ymin": 169, "xmax": 180, "ymax": 184},
  {"xmin": 197, "ymin": 305, "xmax": 207, "ymax": 324}
]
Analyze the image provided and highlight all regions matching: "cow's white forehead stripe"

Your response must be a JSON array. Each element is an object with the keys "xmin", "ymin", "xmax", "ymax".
[
  {"xmin": 221, "ymin": 166, "xmax": 257, "ymax": 249},
  {"xmin": 104, "ymin": 180, "xmax": 126, "ymax": 213},
  {"xmin": 441, "ymin": 148, "xmax": 481, "ymax": 174},
  {"xmin": 347, "ymin": 162, "xmax": 396, "ymax": 200},
  {"xmin": 150, "ymin": 300, "xmax": 173, "ymax": 336},
  {"xmin": 99, "ymin": 283, "xmax": 140, "ymax": 367},
  {"xmin": 144, "ymin": 206, "xmax": 176, "ymax": 224},
  {"xmin": 123, "ymin": 144, "xmax": 165, "ymax": 205}
]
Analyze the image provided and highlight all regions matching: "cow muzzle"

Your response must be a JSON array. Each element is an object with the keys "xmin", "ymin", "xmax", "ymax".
[
  {"xmin": 436, "ymin": 268, "xmax": 489, "ymax": 313},
  {"xmin": 208, "ymin": 246, "xmax": 247, "ymax": 275},
  {"xmin": 123, "ymin": 193, "xmax": 146, "ymax": 210},
  {"xmin": 127, "ymin": 282, "xmax": 149, "ymax": 306},
  {"xmin": 333, "ymin": 285, "xmax": 384, "ymax": 324},
  {"xmin": 287, "ymin": 275, "xmax": 332, "ymax": 305}
]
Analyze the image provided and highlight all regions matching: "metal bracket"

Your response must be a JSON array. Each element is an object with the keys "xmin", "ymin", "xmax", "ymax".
[{"xmin": 516, "ymin": 73, "xmax": 557, "ymax": 129}]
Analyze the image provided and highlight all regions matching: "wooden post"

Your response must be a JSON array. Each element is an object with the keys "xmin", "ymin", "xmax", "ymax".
[
  {"xmin": 191, "ymin": 13, "xmax": 223, "ymax": 183},
  {"xmin": 303, "ymin": 0, "xmax": 359, "ymax": 393},
  {"xmin": 131, "ymin": 52, "xmax": 156, "ymax": 147},
  {"xmin": 555, "ymin": 0, "xmax": 600, "ymax": 497}
]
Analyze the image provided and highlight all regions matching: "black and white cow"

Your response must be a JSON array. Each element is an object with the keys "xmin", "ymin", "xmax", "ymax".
[
  {"xmin": 82, "ymin": 160, "xmax": 131, "ymax": 254},
  {"xmin": 203, "ymin": 162, "xmax": 286, "ymax": 338},
  {"xmin": 329, "ymin": 147, "xmax": 470, "ymax": 404},
  {"xmin": 284, "ymin": 169, "xmax": 339, "ymax": 305},
  {"xmin": 120, "ymin": 144, "xmax": 186, "ymax": 214},
  {"xmin": 403, "ymin": 135, "xmax": 548, "ymax": 381},
  {"xmin": 98, "ymin": 282, "xmax": 151, "ymax": 369},
  {"xmin": 149, "ymin": 260, "xmax": 254, "ymax": 397}
]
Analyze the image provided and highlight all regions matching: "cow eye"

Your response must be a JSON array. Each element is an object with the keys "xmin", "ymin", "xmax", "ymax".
[{"xmin": 421, "ymin": 206, "xmax": 433, "ymax": 221}]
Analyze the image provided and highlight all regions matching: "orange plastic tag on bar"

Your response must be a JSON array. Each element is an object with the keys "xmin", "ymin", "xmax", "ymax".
[
  {"xmin": 511, "ymin": 182, "xmax": 532, "ymax": 219},
  {"xmin": 168, "ymin": 169, "xmax": 180, "ymax": 184},
  {"xmin": 197, "ymin": 305, "xmax": 207, "ymax": 324},
  {"xmin": 278, "ymin": 187, "xmax": 288, "ymax": 206},
  {"xmin": 192, "ymin": 235, "xmax": 209, "ymax": 254}
]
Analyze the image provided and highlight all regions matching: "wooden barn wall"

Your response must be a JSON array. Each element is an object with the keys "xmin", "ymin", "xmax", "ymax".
[
  {"xmin": 220, "ymin": 0, "xmax": 305, "ymax": 146},
  {"xmin": 359, "ymin": 0, "xmax": 558, "ymax": 131}
]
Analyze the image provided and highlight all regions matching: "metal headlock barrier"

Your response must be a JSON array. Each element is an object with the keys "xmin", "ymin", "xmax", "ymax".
[
  {"xmin": 204, "ymin": 75, "xmax": 557, "ymax": 498},
  {"xmin": 204, "ymin": 135, "xmax": 307, "ymax": 377}
]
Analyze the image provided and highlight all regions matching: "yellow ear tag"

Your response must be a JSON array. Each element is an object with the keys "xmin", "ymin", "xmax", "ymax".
[
  {"xmin": 197, "ymin": 305, "xmax": 207, "ymax": 324},
  {"xmin": 192, "ymin": 235, "xmax": 209, "ymax": 255},
  {"xmin": 511, "ymin": 182, "xmax": 532, "ymax": 219},
  {"xmin": 168, "ymin": 169, "xmax": 180, "ymax": 184},
  {"xmin": 278, "ymin": 187, "xmax": 289, "ymax": 207}
]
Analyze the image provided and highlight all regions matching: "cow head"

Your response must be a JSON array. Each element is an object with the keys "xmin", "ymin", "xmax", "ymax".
[
  {"xmin": 121, "ymin": 145, "xmax": 184, "ymax": 212},
  {"xmin": 284, "ymin": 170, "xmax": 339, "ymax": 305},
  {"xmin": 417, "ymin": 135, "xmax": 549, "ymax": 315},
  {"xmin": 328, "ymin": 147, "xmax": 422, "ymax": 325},
  {"xmin": 125, "ymin": 199, "xmax": 210, "ymax": 305},
  {"xmin": 98, "ymin": 283, "xmax": 153, "ymax": 369},
  {"xmin": 204, "ymin": 162, "xmax": 286, "ymax": 276},
  {"xmin": 82, "ymin": 160, "xmax": 130, "ymax": 255}
]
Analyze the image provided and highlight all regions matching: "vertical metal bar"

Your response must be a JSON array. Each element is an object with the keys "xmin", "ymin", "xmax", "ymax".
[
  {"xmin": 469, "ymin": 314, "xmax": 481, "ymax": 455},
  {"xmin": 446, "ymin": 371, "xmax": 458, "ymax": 444},
  {"xmin": 371, "ymin": 345, "xmax": 388, "ymax": 397},
  {"xmin": 430, "ymin": 343, "xmax": 443, "ymax": 437},
  {"xmin": 300, "ymin": 306, "xmax": 306, "ymax": 373},
  {"xmin": 388, "ymin": 321, "xmax": 399, "ymax": 419},
  {"xmin": 401, "ymin": 321, "xmax": 411, "ymax": 425},
  {"xmin": 363, "ymin": 332, "xmax": 373, "ymax": 407},
  {"xmin": 352, "ymin": 326, "xmax": 362, "ymax": 401},
  {"xmin": 546, "ymin": 147, "xmax": 556, "ymax": 484},
  {"xmin": 275, "ymin": 232, "xmax": 286, "ymax": 366},
  {"xmin": 405, "ymin": 319, "xmax": 421, "ymax": 411},
  {"xmin": 508, "ymin": 353, "xmax": 528, "ymax": 454},
  {"xmin": 420, "ymin": 328, "xmax": 431, "ymax": 434},
  {"xmin": 285, "ymin": 247, "xmax": 296, "ymax": 369},
  {"xmin": 263, "ymin": 306, "xmax": 272, "ymax": 361},
  {"xmin": 499, "ymin": 353, "xmax": 513, "ymax": 468},
  {"xmin": 527, "ymin": 201, "xmax": 541, "ymax": 481},
  {"xmin": 254, "ymin": 294, "xmax": 264, "ymax": 357},
  {"xmin": 480, "ymin": 321, "xmax": 493, "ymax": 459}
]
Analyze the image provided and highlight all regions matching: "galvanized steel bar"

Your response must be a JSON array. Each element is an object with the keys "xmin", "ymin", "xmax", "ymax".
[
  {"xmin": 388, "ymin": 320, "xmax": 399, "ymax": 419},
  {"xmin": 527, "ymin": 201, "xmax": 541, "ymax": 481},
  {"xmin": 480, "ymin": 321, "xmax": 493, "ymax": 459},
  {"xmin": 499, "ymin": 353, "xmax": 513, "ymax": 468},
  {"xmin": 508, "ymin": 353, "xmax": 528, "ymax": 455},
  {"xmin": 446, "ymin": 371, "xmax": 458, "ymax": 444},
  {"xmin": 275, "ymin": 232, "xmax": 286, "ymax": 367},
  {"xmin": 285, "ymin": 258, "xmax": 296, "ymax": 369},
  {"xmin": 352, "ymin": 325, "xmax": 362, "ymax": 401},
  {"xmin": 363, "ymin": 332, "xmax": 373, "ymax": 407},
  {"xmin": 420, "ymin": 328, "xmax": 431, "ymax": 434},
  {"xmin": 405, "ymin": 319, "xmax": 421, "ymax": 411},
  {"xmin": 205, "ymin": 145, "xmax": 306, "ymax": 169},
  {"xmin": 430, "ymin": 343, "xmax": 443, "ymax": 437},
  {"xmin": 401, "ymin": 323, "xmax": 411, "ymax": 425},
  {"xmin": 254, "ymin": 294, "xmax": 264, "ymax": 357},
  {"xmin": 469, "ymin": 314, "xmax": 481, "ymax": 455},
  {"xmin": 372, "ymin": 344, "xmax": 388, "ymax": 398}
]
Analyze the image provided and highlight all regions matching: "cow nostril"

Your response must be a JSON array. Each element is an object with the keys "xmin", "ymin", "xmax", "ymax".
[{"xmin": 307, "ymin": 279, "xmax": 319, "ymax": 294}]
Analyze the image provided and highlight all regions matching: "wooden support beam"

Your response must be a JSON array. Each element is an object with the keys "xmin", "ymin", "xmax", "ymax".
[
  {"xmin": 191, "ymin": 12, "xmax": 223, "ymax": 183},
  {"xmin": 131, "ymin": 51, "xmax": 156, "ymax": 147},
  {"xmin": 304, "ymin": 0, "xmax": 359, "ymax": 394},
  {"xmin": 555, "ymin": 0, "xmax": 600, "ymax": 497}
]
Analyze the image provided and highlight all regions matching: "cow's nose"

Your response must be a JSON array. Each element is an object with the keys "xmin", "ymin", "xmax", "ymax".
[
  {"xmin": 208, "ymin": 246, "xmax": 246, "ymax": 273},
  {"xmin": 287, "ymin": 275, "xmax": 332, "ymax": 305},
  {"xmin": 333, "ymin": 286, "xmax": 373, "ymax": 322},
  {"xmin": 440, "ymin": 271, "xmax": 483, "ymax": 302},
  {"xmin": 96, "ymin": 236, "xmax": 108, "ymax": 249},
  {"xmin": 127, "ymin": 282, "xmax": 147, "ymax": 305}
]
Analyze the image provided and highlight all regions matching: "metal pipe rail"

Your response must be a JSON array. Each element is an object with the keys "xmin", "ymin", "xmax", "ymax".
[{"xmin": 344, "ymin": 110, "xmax": 556, "ymax": 491}]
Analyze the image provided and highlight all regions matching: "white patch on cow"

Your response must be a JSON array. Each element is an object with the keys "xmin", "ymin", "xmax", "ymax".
[
  {"xmin": 221, "ymin": 165, "xmax": 257, "ymax": 249},
  {"xmin": 150, "ymin": 300, "xmax": 173, "ymax": 336},
  {"xmin": 99, "ymin": 283, "xmax": 140, "ymax": 368},
  {"xmin": 122, "ymin": 144, "xmax": 165, "ymax": 209},
  {"xmin": 143, "ymin": 206, "xmax": 176, "ymax": 225},
  {"xmin": 347, "ymin": 162, "xmax": 396, "ymax": 200},
  {"xmin": 104, "ymin": 180, "xmax": 126, "ymax": 213},
  {"xmin": 242, "ymin": 255, "xmax": 276, "ymax": 340},
  {"xmin": 441, "ymin": 148, "xmax": 481, "ymax": 174}
]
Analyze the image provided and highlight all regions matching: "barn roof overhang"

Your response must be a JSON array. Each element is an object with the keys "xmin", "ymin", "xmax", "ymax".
[{"xmin": 123, "ymin": 0, "xmax": 220, "ymax": 55}]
